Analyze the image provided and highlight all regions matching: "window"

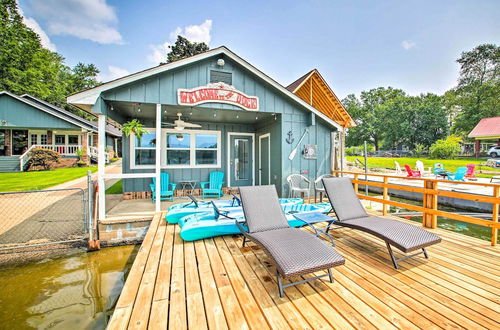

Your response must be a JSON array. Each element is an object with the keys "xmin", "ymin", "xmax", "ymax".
[
  {"xmin": 166, "ymin": 133, "xmax": 190, "ymax": 165},
  {"xmin": 40, "ymin": 134, "xmax": 47, "ymax": 145},
  {"xmin": 210, "ymin": 70, "xmax": 232, "ymax": 85},
  {"xmin": 55, "ymin": 135, "xmax": 65, "ymax": 145},
  {"xmin": 68, "ymin": 135, "xmax": 79, "ymax": 145},
  {"xmin": 134, "ymin": 132, "xmax": 156, "ymax": 166},
  {"xmin": 30, "ymin": 134, "xmax": 37, "ymax": 145},
  {"xmin": 195, "ymin": 134, "xmax": 218, "ymax": 165}
]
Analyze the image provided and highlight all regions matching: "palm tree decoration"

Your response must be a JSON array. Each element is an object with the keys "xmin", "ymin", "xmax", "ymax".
[{"xmin": 122, "ymin": 119, "xmax": 149, "ymax": 139}]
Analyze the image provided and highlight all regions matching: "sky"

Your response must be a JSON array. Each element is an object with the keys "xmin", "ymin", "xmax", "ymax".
[{"xmin": 18, "ymin": 0, "xmax": 500, "ymax": 99}]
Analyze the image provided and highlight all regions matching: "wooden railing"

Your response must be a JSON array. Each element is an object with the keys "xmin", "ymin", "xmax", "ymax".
[{"xmin": 331, "ymin": 170, "xmax": 500, "ymax": 246}]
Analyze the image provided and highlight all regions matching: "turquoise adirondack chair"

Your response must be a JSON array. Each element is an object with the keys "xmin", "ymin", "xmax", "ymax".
[
  {"xmin": 201, "ymin": 171, "xmax": 224, "ymax": 199},
  {"xmin": 150, "ymin": 173, "xmax": 177, "ymax": 201},
  {"xmin": 446, "ymin": 167, "xmax": 467, "ymax": 182},
  {"xmin": 433, "ymin": 163, "xmax": 445, "ymax": 178}
]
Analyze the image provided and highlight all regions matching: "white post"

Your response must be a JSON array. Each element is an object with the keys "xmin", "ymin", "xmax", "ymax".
[
  {"xmin": 155, "ymin": 104, "xmax": 162, "ymax": 212},
  {"xmin": 114, "ymin": 138, "xmax": 118, "ymax": 157},
  {"xmin": 98, "ymin": 115, "xmax": 106, "ymax": 220}
]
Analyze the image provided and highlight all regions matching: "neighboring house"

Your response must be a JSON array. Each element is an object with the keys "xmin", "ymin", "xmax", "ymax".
[
  {"xmin": 67, "ymin": 46, "xmax": 352, "ymax": 218},
  {"xmin": 0, "ymin": 91, "xmax": 122, "ymax": 172},
  {"xmin": 468, "ymin": 116, "xmax": 500, "ymax": 157}
]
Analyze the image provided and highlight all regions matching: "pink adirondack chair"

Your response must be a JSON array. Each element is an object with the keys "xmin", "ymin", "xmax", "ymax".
[
  {"xmin": 404, "ymin": 164, "xmax": 422, "ymax": 178},
  {"xmin": 465, "ymin": 164, "xmax": 476, "ymax": 179}
]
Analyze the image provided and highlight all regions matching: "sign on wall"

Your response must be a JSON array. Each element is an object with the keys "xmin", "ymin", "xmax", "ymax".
[{"xmin": 177, "ymin": 82, "xmax": 259, "ymax": 111}]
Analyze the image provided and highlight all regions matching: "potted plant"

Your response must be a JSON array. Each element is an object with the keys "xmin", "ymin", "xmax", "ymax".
[
  {"xmin": 122, "ymin": 119, "xmax": 148, "ymax": 139},
  {"xmin": 75, "ymin": 148, "xmax": 88, "ymax": 167}
]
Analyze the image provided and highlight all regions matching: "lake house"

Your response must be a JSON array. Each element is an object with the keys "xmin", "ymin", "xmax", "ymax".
[{"xmin": 67, "ymin": 46, "xmax": 353, "ymax": 219}]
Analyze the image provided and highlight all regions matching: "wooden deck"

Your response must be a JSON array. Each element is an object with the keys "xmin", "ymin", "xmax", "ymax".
[{"xmin": 108, "ymin": 211, "xmax": 500, "ymax": 329}]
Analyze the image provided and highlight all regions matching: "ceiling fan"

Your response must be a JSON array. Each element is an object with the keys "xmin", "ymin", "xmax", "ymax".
[{"xmin": 162, "ymin": 113, "xmax": 201, "ymax": 130}]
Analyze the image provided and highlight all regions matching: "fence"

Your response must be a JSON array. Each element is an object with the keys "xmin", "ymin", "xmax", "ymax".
[
  {"xmin": 332, "ymin": 170, "xmax": 500, "ymax": 246},
  {"xmin": 0, "ymin": 188, "xmax": 88, "ymax": 251}
]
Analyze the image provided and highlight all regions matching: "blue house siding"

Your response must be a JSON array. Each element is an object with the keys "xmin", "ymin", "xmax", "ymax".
[{"xmin": 0, "ymin": 95, "xmax": 80, "ymax": 130}]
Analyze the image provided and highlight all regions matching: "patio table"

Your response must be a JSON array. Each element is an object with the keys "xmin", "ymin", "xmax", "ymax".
[
  {"xmin": 177, "ymin": 180, "xmax": 197, "ymax": 195},
  {"xmin": 293, "ymin": 212, "xmax": 336, "ymax": 246}
]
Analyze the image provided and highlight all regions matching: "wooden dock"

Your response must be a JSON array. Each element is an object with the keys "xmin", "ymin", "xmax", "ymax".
[{"xmin": 108, "ymin": 211, "xmax": 500, "ymax": 329}]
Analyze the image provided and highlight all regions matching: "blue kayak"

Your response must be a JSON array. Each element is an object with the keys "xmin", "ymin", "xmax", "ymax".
[
  {"xmin": 177, "ymin": 202, "xmax": 332, "ymax": 241},
  {"xmin": 166, "ymin": 197, "xmax": 303, "ymax": 224}
]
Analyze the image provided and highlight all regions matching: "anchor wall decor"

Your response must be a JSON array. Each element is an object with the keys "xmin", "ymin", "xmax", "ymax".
[{"xmin": 286, "ymin": 131, "xmax": 294, "ymax": 144}]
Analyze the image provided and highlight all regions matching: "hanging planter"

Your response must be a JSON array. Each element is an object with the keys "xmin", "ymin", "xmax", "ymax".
[{"xmin": 122, "ymin": 119, "xmax": 148, "ymax": 139}]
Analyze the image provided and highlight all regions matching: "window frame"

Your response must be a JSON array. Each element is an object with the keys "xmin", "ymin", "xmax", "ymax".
[{"xmin": 129, "ymin": 128, "xmax": 222, "ymax": 169}]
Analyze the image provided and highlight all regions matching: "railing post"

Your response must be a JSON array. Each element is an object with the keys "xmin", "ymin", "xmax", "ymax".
[
  {"xmin": 382, "ymin": 176, "xmax": 388, "ymax": 216},
  {"xmin": 422, "ymin": 179, "xmax": 438, "ymax": 228},
  {"xmin": 492, "ymin": 186, "xmax": 499, "ymax": 246},
  {"xmin": 353, "ymin": 173, "xmax": 359, "ymax": 194}
]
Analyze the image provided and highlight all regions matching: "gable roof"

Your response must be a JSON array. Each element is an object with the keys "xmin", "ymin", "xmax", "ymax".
[
  {"xmin": 0, "ymin": 91, "xmax": 121, "ymax": 136},
  {"xmin": 67, "ymin": 46, "xmax": 341, "ymax": 130},
  {"xmin": 468, "ymin": 117, "xmax": 500, "ymax": 138},
  {"xmin": 286, "ymin": 69, "xmax": 355, "ymax": 128}
]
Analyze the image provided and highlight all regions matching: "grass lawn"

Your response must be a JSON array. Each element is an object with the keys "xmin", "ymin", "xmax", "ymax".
[
  {"xmin": 346, "ymin": 156, "xmax": 500, "ymax": 177},
  {"xmin": 106, "ymin": 179, "xmax": 123, "ymax": 194},
  {"xmin": 0, "ymin": 166, "xmax": 97, "ymax": 192}
]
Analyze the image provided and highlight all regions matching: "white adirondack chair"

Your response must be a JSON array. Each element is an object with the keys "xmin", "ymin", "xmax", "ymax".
[
  {"xmin": 416, "ymin": 160, "xmax": 431, "ymax": 176},
  {"xmin": 394, "ymin": 161, "xmax": 403, "ymax": 175}
]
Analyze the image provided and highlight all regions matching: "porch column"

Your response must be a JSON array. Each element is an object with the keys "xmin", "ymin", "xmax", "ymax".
[
  {"xmin": 114, "ymin": 138, "xmax": 118, "ymax": 157},
  {"xmin": 155, "ymin": 104, "xmax": 162, "ymax": 212},
  {"xmin": 475, "ymin": 139, "xmax": 481, "ymax": 158},
  {"xmin": 82, "ymin": 131, "xmax": 90, "ymax": 164},
  {"xmin": 98, "ymin": 115, "xmax": 106, "ymax": 220}
]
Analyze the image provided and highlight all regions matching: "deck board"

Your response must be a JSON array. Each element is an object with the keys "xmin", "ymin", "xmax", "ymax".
[{"xmin": 107, "ymin": 211, "xmax": 500, "ymax": 329}]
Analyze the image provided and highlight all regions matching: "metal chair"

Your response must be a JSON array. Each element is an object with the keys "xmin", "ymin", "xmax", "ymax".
[
  {"xmin": 314, "ymin": 174, "xmax": 334, "ymax": 202},
  {"xmin": 286, "ymin": 174, "xmax": 311, "ymax": 200}
]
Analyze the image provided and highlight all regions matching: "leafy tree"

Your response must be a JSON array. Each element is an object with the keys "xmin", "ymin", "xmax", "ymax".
[
  {"xmin": 451, "ymin": 44, "xmax": 500, "ymax": 135},
  {"xmin": 343, "ymin": 87, "xmax": 406, "ymax": 150},
  {"xmin": 166, "ymin": 36, "xmax": 209, "ymax": 63},
  {"xmin": 0, "ymin": 0, "xmax": 100, "ymax": 116},
  {"xmin": 429, "ymin": 136, "xmax": 462, "ymax": 159}
]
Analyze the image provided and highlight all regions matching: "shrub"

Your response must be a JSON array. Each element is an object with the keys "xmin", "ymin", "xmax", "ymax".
[
  {"xmin": 412, "ymin": 144, "xmax": 427, "ymax": 157},
  {"xmin": 27, "ymin": 148, "xmax": 61, "ymax": 170},
  {"xmin": 429, "ymin": 136, "xmax": 462, "ymax": 159},
  {"xmin": 346, "ymin": 145, "xmax": 375, "ymax": 156}
]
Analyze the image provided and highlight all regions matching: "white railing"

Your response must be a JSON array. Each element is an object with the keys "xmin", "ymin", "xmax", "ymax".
[
  {"xmin": 33, "ymin": 144, "xmax": 82, "ymax": 155},
  {"xmin": 19, "ymin": 145, "xmax": 36, "ymax": 171},
  {"xmin": 89, "ymin": 146, "xmax": 110, "ymax": 163}
]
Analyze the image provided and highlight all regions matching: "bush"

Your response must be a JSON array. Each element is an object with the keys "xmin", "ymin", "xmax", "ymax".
[
  {"xmin": 27, "ymin": 148, "xmax": 61, "ymax": 170},
  {"xmin": 346, "ymin": 145, "xmax": 375, "ymax": 156},
  {"xmin": 412, "ymin": 144, "xmax": 427, "ymax": 157},
  {"xmin": 429, "ymin": 136, "xmax": 462, "ymax": 159}
]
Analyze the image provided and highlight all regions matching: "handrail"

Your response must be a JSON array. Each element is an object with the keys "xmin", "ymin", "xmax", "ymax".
[
  {"xmin": 331, "ymin": 170, "xmax": 500, "ymax": 246},
  {"xmin": 19, "ymin": 145, "xmax": 36, "ymax": 171}
]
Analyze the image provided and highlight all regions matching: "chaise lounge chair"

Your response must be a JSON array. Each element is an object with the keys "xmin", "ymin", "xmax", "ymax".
[
  {"xmin": 237, "ymin": 185, "xmax": 345, "ymax": 297},
  {"xmin": 322, "ymin": 177, "xmax": 441, "ymax": 269}
]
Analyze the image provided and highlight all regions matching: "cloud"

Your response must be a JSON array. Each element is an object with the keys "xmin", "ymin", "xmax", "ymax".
[
  {"xmin": 98, "ymin": 65, "xmax": 130, "ymax": 82},
  {"xmin": 147, "ymin": 19, "xmax": 213, "ymax": 64},
  {"xmin": 17, "ymin": 4, "xmax": 57, "ymax": 51},
  {"xmin": 401, "ymin": 40, "xmax": 416, "ymax": 50},
  {"xmin": 25, "ymin": 0, "xmax": 122, "ymax": 44}
]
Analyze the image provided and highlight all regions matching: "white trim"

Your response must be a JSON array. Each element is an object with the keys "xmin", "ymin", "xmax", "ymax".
[
  {"xmin": 155, "ymin": 104, "xmax": 161, "ymax": 212},
  {"xmin": 226, "ymin": 132, "xmax": 255, "ymax": 187},
  {"xmin": 258, "ymin": 133, "xmax": 271, "ymax": 185},
  {"xmin": 66, "ymin": 47, "xmax": 341, "ymax": 130},
  {"xmin": 97, "ymin": 115, "xmax": 106, "ymax": 220},
  {"xmin": 129, "ymin": 128, "xmax": 222, "ymax": 170}
]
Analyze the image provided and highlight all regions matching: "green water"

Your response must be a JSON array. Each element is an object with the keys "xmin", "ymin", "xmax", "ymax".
[{"xmin": 0, "ymin": 245, "xmax": 138, "ymax": 329}]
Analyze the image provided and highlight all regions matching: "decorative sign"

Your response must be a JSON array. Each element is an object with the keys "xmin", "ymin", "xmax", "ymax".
[
  {"xmin": 177, "ymin": 82, "xmax": 259, "ymax": 111},
  {"xmin": 303, "ymin": 144, "xmax": 318, "ymax": 159}
]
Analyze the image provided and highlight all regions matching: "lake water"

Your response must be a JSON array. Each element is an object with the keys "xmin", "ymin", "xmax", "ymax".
[{"xmin": 0, "ymin": 245, "xmax": 138, "ymax": 329}]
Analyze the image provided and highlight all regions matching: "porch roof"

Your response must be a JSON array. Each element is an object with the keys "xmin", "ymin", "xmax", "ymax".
[
  {"xmin": 67, "ymin": 46, "xmax": 342, "ymax": 130},
  {"xmin": 468, "ymin": 116, "xmax": 500, "ymax": 139}
]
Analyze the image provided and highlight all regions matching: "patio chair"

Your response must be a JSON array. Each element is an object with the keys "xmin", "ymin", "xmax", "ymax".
[
  {"xmin": 394, "ymin": 161, "xmax": 403, "ymax": 175},
  {"xmin": 314, "ymin": 174, "xmax": 334, "ymax": 202},
  {"xmin": 416, "ymin": 160, "xmax": 431, "ymax": 176},
  {"xmin": 433, "ymin": 163, "xmax": 446, "ymax": 178},
  {"xmin": 201, "ymin": 171, "xmax": 224, "ymax": 199},
  {"xmin": 465, "ymin": 164, "xmax": 476, "ymax": 179},
  {"xmin": 446, "ymin": 167, "xmax": 467, "ymax": 182},
  {"xmin": 404, "ymin": 164, "xmax": 421, "ymax": 178},
  {"xmin": 236, "ymin": 185, "xmax": 345, "ymax": 297},
  {"xmin": 322, "ymin": 177, "xmax": 441, "ymax": 269},
  {"xmin": 287, "ymin": 174, "xmax": 311, "ymax": 199},
  {"xmin": 150, "ymin": 173, "xmax": 176, "ymax": 202}
]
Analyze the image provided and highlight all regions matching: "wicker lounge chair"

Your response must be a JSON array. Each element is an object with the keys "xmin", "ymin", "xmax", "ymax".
[
  {"xmin": 322, "ymin": 177, "xmax": 441, "ymax": 269},
  {"xmin": 237, "ymin": 185, "xmax": 345, "ymax": 297}
]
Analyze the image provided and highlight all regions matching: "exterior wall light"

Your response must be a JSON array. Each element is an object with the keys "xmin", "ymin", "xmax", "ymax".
[{"xmin": 217, "ymin": 58, "xmax": 225, "ymax": 67}]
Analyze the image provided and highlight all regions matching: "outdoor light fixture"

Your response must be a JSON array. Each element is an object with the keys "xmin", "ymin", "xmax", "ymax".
[
  {"xmin": 176, "ymin": 134, "xmax": 184, "ymax": 141},
  {"xmin": 137, "ymin": 103, "xmax": 141, "ymax": 112},
  {"xmin": 217, "ymin": 58, "xmax": 225, "ymax": 67},
  {"xmin": 110, "ymin": 105, "xmax": 114, "ymax": 111},
  {"xmin": 236, "ymin": 115, "xmax": 239, "ymax": 119},
  {"xmin": 214, "ymin": 112, "xmax": 217, "ymax": 117}
]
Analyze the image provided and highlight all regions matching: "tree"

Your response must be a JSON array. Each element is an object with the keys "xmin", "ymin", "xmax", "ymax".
[
  {"xmin": 0, "ymin": 0, "xmax": 100, "ymax": 116},
  {"xmin": 166, "ymin": 36, "xmax": 209, "ymax": 63},
  {"xmin": 451, "ymin": 44, "xmax": 500, "ymax": 135},
  {"xmin": 343, "ymin": 87, "xmax": 406, "ymax": 150}
]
